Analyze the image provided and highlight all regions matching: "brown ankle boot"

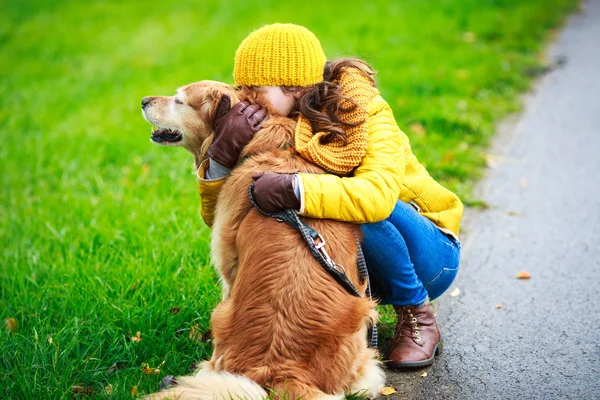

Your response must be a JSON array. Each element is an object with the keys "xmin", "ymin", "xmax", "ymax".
[{"xmin": 387, "ymin": 303, "xmax": 443, "ymax": 368}]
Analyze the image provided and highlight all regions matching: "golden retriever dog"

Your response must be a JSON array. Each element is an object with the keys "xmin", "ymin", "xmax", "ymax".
[{"xmin": 141, "ymin": 81, "xmax": 385, "ymax": 399}]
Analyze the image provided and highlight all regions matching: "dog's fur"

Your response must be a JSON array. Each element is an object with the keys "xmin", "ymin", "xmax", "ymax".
[{"xmin": 141, "ymin": 81, "xmax": 384, "ymax": 399}]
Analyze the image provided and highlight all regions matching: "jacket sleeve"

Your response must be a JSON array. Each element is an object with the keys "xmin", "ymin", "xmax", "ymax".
[
  {"xmin": 196, "ymin": 159, "xmax": 228, "ymax": 227},
  {"xmin": 298, "ymin": 96, "xmax": 406, "ymax": 223}
]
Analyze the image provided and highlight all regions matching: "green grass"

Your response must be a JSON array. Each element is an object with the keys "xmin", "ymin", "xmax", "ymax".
[{"xmin": 1, "ymin": 0, "xmax": 577, "ymax": 398}]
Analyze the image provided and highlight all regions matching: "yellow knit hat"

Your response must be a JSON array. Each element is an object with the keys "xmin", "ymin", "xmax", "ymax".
[{"xmin": 234, "ymin": 23, "xmax": 327, "ymax": 87}]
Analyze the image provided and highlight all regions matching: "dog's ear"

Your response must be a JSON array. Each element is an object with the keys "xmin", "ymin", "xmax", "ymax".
[{"xmin": 212, "ymin": 94, "xmax": 231, "ymax": 124}]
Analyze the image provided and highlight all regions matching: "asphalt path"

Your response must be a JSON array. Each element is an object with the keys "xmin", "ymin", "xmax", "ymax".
[{"xmin": 386, "ymin": 2, "xmax": 600, "ymax": 398}]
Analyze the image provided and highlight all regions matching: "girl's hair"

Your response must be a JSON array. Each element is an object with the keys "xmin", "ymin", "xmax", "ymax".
[{"xmin": 284, "ymin": 58, "xmax": 376, "ymax": 145}]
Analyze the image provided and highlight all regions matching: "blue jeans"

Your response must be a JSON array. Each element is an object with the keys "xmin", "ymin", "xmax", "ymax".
[{"xmin": 361, "ymin": 200, "xmax": 461, "ymax": 306}]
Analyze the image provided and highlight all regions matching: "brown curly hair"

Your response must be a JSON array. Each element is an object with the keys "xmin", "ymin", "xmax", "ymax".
[
  {"xmin": 285, "ymin": 58, "xmax": 376, "ymax": 144},
  {"xmin": 240, "ymin": 58, "xmax": 376, "ymax": 145}
]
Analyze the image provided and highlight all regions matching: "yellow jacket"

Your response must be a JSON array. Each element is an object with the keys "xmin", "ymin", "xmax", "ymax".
[{"xmin": 197, "ymin": 94, "xmax": 463, "ymax": 237}]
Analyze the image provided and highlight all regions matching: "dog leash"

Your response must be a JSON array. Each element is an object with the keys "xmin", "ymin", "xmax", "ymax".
[{"xmin": 248, "ymin": 183, "xmax": 378, "ymax": 348}]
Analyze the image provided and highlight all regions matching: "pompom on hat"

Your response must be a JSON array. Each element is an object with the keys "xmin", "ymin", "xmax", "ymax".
[{"xmin": 233, "ymin": 23, "xmax": 327, "ymax": 87}]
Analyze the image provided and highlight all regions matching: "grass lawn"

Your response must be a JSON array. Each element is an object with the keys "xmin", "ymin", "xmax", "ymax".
[{"xmin": 1, "ymin": 0, "xmax": 577, "ymax": 398}]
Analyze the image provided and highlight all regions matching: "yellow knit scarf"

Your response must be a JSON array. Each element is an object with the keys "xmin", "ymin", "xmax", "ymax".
[{"xmin": 294, "ymin": 66, "xmax": 380, "ymax": 175}]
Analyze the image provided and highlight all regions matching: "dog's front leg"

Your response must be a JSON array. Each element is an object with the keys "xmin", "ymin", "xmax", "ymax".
[
  {"xmin": 210, "ymin": 215, "xmax": 234, "ymax": 300},
  {"xmin": 210, "ymin": 204, "xmax": 245, "ymax": 300}
]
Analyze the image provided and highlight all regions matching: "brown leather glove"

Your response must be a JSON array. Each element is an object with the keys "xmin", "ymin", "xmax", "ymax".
[
  {"xmin": 251, "ymin": 172, "xmax": 300, "ymax": 213},
  {"xmin": 208, "ymin": 96, "xmax": 268, "ymax": 169}
]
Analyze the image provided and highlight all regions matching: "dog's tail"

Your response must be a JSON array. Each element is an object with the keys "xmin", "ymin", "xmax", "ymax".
[{"xmin": 144, "ymin": 370, "xmax": 267, "ymax": 400}]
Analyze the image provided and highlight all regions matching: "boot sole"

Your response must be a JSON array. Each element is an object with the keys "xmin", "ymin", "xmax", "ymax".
[{"xmin": 385, "ymin": 341, "xmax": 443, "ymax": 369}]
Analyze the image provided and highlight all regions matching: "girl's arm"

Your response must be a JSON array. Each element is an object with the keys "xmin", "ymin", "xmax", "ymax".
[
  {"xmin": 196, "ymin": 100, "xmax": 267, "ymax": 228},
  {"xmin": 298, "ymin": 95, "xmax": 406, "ymax": 223},
  {"xmin": 196, "ymin": 159, "xmax": 228, "ymax": 227}
]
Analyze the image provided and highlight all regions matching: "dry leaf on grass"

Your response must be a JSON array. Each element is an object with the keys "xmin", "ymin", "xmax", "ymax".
[
  {"xmin": 442, "ymin": 152, "xmax": 455, "ymax": 162},
  {"xmin": 516, "ymin": 271, "xmax": 531, "ymax": 279},
  {"xmin": 496, "ymin": 304, "xmax": 503, "ymax": 309},
  {"xmin": 408, "ymin": 123, "xmax": 426, "ymax": 136},
  {"xmin": 142, "ymin": 355, "xmax": 169, "ymax": 377},
  {"xmin": 131, "ymin": 331, "xmax": 142, "ymax": 342},
  {"xmin": 380, "ymin": 387, "xmax": 397, "ymax": 395},
  {"xmin": 5, "ymin": 318, "xmax": 17, "ymax": 332},
  {"xmin": 131, "ymin": 385, "xmax": 138, "ymax": 397},
  {"xmin": 189, "ymin": 323, "xmax": 202, "ymax": 342},
  {"xmin": 169, "ymin": 307, "xmax": 181, "ymax": 314},
  {"xmin": 102, "ymin": 384, "xmax": 114, "ymax": 396},
  {"xmin": 449, "ymin": 288, "xmax": 461, "ymax": 297},
  {"xmin": 141, "ymin": 362, "xmax": 161, "ymax": 375},
  {"xmin": 72, "ymin": 386, "xmax": 94, "ymax": 397}
]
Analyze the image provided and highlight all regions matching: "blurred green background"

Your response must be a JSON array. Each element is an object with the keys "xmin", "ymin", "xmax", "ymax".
[{"xmin": 0, "ymin": 0, "xmax": 577, "ymax": 398}]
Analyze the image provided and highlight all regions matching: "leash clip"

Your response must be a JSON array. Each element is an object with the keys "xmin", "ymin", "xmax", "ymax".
[{"xmin": 312, "ymin": 234, "xmax": 339, "ymax": 272}]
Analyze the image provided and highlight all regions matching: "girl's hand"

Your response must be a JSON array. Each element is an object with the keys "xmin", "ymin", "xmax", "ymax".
[
  {"xmin": 251, "ymin": 172, "xmax": 300, "ymax": 212},
  {"xmin": 208, "ymin": 97, "xmax": 268, "ymax": 169}
]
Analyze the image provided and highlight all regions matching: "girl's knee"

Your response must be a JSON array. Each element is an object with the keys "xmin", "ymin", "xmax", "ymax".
[{"xmin": 425, "ymin": 265, "xmax": 459, "ymax": 300}]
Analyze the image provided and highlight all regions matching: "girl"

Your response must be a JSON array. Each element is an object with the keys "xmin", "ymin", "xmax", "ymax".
[{"xmin": 198, "ymin": 23, "xmax": 463, "ymax": 368}]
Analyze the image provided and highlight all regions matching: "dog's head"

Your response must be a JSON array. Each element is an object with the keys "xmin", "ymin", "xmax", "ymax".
[{"xmin": 141, "ymin": 80, "xmax": 240, "ymax": 165}]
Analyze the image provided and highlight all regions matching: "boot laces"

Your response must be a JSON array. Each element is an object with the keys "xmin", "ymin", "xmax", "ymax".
[{"xmin": 394, "ymin": 307, "xmax": 421, "ymax": 342}]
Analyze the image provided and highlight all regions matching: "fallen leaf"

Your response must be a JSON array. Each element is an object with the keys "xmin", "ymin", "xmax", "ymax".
[
  {"xmin": 516, "ymin": 271, "xmax": 531, "ymax": 279},
  {"xmin": 189, "ymin": 324, "xmax": 202, "ymax": 342},
  {"xmin": 103, "ymin": 384, "xmax": 114, "ymax": 396},
  {"xmin": 421, "ymin": 371, "xmax": 428, "ymax": 377},
  {"xmin": 131, "ymin": 385, "xmax": 138, "ymax": 397},
  {"xmin": 107, "ymin": 361, "xmax": 126, "ymax": 374},
  {"xmin": 496, "ymin": 304, "xmax": 503, "ymax": 309},
  {"xmin": 141, "ymin": 362, "xmax": 161, "ymax": 375},
  {"xmin": 72, "ymin": 386, "xmax": 94, "ymax": 397},
  {"xmin": 449, "ymin": 288, "xmax": 461, "ymax": 297},
  {"xmin": 131, "ymin": 331, "xmax": 142, "ymax": 342},
  {"xmin": 380, "ymin": 387, "xmax": 397, "ymax": 396},
  {"xmin": 442, "ymin": 152, "xmax": 455, "ymax": 162},
  {"xmin": 5, "ymin": 318, "xmax": 17, "ymax": 332},
  {"xmin": 408, "ymin": 122, "xmax": 426, "ymax": 136},
  {"xmin": 520, "ymin": 177, "xmax": 528, "ymax": 189}
]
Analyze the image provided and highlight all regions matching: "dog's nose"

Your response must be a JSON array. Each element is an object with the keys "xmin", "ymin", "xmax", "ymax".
[{"xmin": 141, "ymin": 97, "xmax": 152, "ymax": 108}]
